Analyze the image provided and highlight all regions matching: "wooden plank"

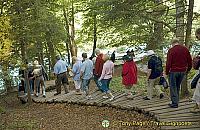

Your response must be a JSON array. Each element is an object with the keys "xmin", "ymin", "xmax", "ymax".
[
  {"xmin": 145, "ymin": 100, "xmax": 192, "ymax": 112},
  {"xmin": 139, "ymin": 98, "xmax": 188, "ymax": 109},
  {"xmin": 95, "ymin": 91, "xmax": 119, "ymax": 105},
  {"xmin": 179, "ymin": 128, "xmax": 200, "ymax": 130},
  {"xmin": 160, "ymin": 117, "xmax": 200, "ymax": 122},
  {"xmin": 88, "ymin": 93, "xmax": 107, "ymax": 105},
  {"xmin": 54, "ymin": 91, "xmax": 74, "ymax": 103},
  {"xmin": 150, "ymin": 103, "xmax": 194, "ymax": 115},
  {"xmin": 157, "ymin": 108, "xmax": 196, "ymax": 117},
  {"xmin": 157, "ymin": 113, "xmax": 200, "ymax": 120},
  {"xmin": 100, "ymin": 91, "xmax": 124, "ymax": 106},
  {"xmin": 160, "ymin": 122, "xmax": 200, "ymax": 130},
  {"xmin": 75, "ymin": 90, "xmax": 102, "ymax": 104}
]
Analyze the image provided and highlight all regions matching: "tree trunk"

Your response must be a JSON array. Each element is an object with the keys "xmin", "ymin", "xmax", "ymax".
[
  {"xmin": 46, "ymin": 33, "xmax": 56, "ymax": 70},
  {"xmin": 62, "ymin": 1, "xmax": 71, "ymax": 63},
  {"xmin": 175, "ymin": 0, "xmax": 189, "ymax": 97},
  {"xmin": 185, "ymin": 0, "xmax": 194, "ymax": 48},
  {"xmin": 21, "ymin": 39, "xmax": 32, "ymax": 103},
  {"xmin": 147, "ymin": 0, "xmax": 164, "ymax": 50},
  {"xmin": 92, "ymin": 14, "xmax": 97, "ymax": 58},
  {"xmin": 70, "ymin": 0, "xmax": 77, "ymax": 57},
  {"xmin": 45, "ymin": 43, "xmax": 52, "ymax": 79},
  {"xmin": 175, "ymin": 0, "xmax": 185, "ymax": 43}
]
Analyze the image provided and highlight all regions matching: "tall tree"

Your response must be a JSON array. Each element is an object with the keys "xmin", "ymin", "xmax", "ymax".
[{"xmin": 185, "ymin": 0, "xmax": 194, "ymax": 48}]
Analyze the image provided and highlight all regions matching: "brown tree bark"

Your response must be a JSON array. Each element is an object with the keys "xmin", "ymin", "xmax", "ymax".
[
  {"xmin": 147, "ymin": 0, "xmax": 164, "ymax": 50},
  {"xmin": 70, "ymin": 0, "xmax": 77, "ymax": 57},
  {"xmin": 92, "ymin": 14, "xmax": 97, "ymax": 58},
  {"xmin": 185, "ymin": 0, "xmax": 194, "ymax": 48}
]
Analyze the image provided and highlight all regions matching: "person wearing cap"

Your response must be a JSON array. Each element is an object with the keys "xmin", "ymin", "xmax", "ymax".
[
  {"xmin": 80, "ymin": 53, "xmax": 93, "ymax": 99},
  {"xmin": 93, "ymin": 48, "xmax": 104, "ymax": 91},
  {"xmin": 130, "ymin": 49, "xmax": 135, "ymax": 58},
  {"xmin": 122, "ymin": 55, "xmax": 137, "ymax": 99},
  {"xmin": 71, "ymin": 56, "xmax": 82, "ymax": 95},
  {"xmin": 53, "ymin": 55, "xmax": 69, "ymax": 96},
  {"xmin": 98, "ymin": 54, "xmax": 115, "ymax": 101},
  {"xmin": 143, "ymin": 50, "xmax": 164, "ymax": 100},
  {"xmin": 166, "ymin": 39, "xmax": 192, "ymax": 108}
]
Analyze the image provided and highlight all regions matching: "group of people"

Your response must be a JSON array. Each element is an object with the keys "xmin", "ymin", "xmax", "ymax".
[
  {"xmin": 52, "ymin": 27, "xmax": 200, "ymax": 113},
  {"xmin": 142, "ymin": 28, "xmax": 200, "ymax": 113},
  {"xmin": 18, "ymin": 57, "xmax": 47, "ymax": 103},
  {"xmin": 19, "ymin": 28, "xmax": 200, "ymax": 113},
  {"xmin": 53, "ymin": 50, "xmax": 115, "ymax": 101}
]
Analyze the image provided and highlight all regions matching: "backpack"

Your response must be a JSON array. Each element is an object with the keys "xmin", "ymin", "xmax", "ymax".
[
  {"xmin": 192, "ymin": 56, "xmax": 200, "ymax": 70},
  {"xmin": 151, "ymin": 56, "xmax": 163, "ymax": 73}
]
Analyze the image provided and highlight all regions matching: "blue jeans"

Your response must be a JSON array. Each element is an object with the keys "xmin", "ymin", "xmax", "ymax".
[
  {"xmin": 100, "ymin": 78, "xmax": 112, "ymax": 93},
  {"xmin": 81, "ymin": 79, "xmax": 91, "ymax": 95},
  {"xmin": 94, "ymin": 75, "xmax": 101, "ymax": 90},
  {"xmin": 169, "ymin": 72, "xmax": 185, "ymax": 106}
]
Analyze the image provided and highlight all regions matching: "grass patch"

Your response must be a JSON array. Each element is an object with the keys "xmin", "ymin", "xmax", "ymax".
[{"xmin": 110, "ymin": 75, "xmax": 147, "ymax": 95}]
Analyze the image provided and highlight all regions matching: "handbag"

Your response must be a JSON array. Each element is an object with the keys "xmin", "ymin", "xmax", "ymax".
[
  {"xmin": 159, "ymin": 76, "xmax": 169, "ymax": 89},
  {"xmin": 191, "ymin": 73, "xmax": 200, "ymax": 89}
]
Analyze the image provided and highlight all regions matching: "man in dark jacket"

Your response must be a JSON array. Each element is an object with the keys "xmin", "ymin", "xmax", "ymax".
[{"xmin": 166, "ymin": 38, "xmax": 192, "ymax": 108}]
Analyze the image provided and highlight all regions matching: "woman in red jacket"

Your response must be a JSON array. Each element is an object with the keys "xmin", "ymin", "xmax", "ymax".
[{"xmin": 122, "ymin": 55, "xmax": 137, "ymax": 99}]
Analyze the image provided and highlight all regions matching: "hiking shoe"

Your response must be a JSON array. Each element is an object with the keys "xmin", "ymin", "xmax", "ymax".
[
  {"xmin": 160, "ymin": 93, "xmax": 164, "ymax": 99},
  {"xmin": 109, "ymin": 96, "xmax": 115, "ymax": 101},
  {"xmin": 126, "ymin": 95, "xmax": 134, "ymax": 100},
  {"xmin": 103, "ymin": 96, "xmax": 109, "ymax": 99},
  {"xmin": 168, "ymin": 103, "xmax": 178, "ymax": 108},
  {"xmin": 54, "ymin": 93, "xmax": 61, "ymax": 96},
  {"xmin": 75, "ymin": 92, "xmax": 82, "ymax": 95},
  {"xmin": 86, "ymin": 95, "xmax": 93, "ymax": 100},
  {"xmin": 143, "ymin": 96, "xmax": 150, "ymax": 100}
]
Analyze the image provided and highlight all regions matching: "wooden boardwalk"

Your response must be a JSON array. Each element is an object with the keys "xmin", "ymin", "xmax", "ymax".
[{"xmin": 33, "ymin": 81, "xmax": 200, "ymax": 130}]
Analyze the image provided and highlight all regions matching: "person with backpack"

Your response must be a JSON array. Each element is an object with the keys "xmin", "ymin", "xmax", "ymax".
[
  {"xmin": 190, "ymin": 28, "xmax": 200, "ymax": 113},
  {"xmin": 143, "ymin": 50, "xmax": 164, "ymax": 100},
  {"xmin": 33, "ymin": 61, "xmax": 46, "ymax": 98},
  {"xmin": 166, "ymin": 39, "xmax": 192, "ymax": 108}
]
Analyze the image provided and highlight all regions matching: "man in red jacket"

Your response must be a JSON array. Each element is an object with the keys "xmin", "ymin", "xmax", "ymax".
[
  {"xmin": 166, "ymin": 38, "xmax": 192, "ymax": 108},
  {"xmin": 94, "ymin": 49, "xmax": 104, "ymax": 91}
]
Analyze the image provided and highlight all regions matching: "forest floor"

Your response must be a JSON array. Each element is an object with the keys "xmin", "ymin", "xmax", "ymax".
[{"xmin": 0, "ymin": 66, "xmax": 161, "ymax": 130}]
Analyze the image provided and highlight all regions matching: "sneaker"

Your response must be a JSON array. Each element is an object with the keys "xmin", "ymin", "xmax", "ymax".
[
  {"xmin": 160, "ymin": 93, "xmax": 164, "ymax": 99},
  {"xmin": 126, "ymin": 95, "xmax": 134, "ymax": 100},
  {"xmin": 54, "ymin": 93, "xmax": 61, "ymax": 96},
  {"xmin": 75, "ymin": 92, "xmax": 82, "ymax": 95},
  {"xmin": 86, "ymin": 95, "xmax": 93, "ymax": 100},
  {"xmin": 143, "ymin": 96, "xmax": 150, "ymax": 100},
  {"xmin": 168, "ymin": 103, "xmax": 178, "ymax": 108},
  {"xmin": 109, "ymin": 96, "xmax": 115, "ymax": 101},
  {"xmin": 103, "ymin": 96, "xmax": 109, "ymax": 99},
  {"xmin": 43, "ymin": 95, "xmax": 46, "ymax": 98},
  {"xmin": 35, "ymin": 93, "xmax": 39, "ymax": 97}
]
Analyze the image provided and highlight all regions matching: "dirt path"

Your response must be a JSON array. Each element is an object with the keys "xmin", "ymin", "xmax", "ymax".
[{"xmin": 0, "ymin": 92, "xmax": 160, "ymax": 130}]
